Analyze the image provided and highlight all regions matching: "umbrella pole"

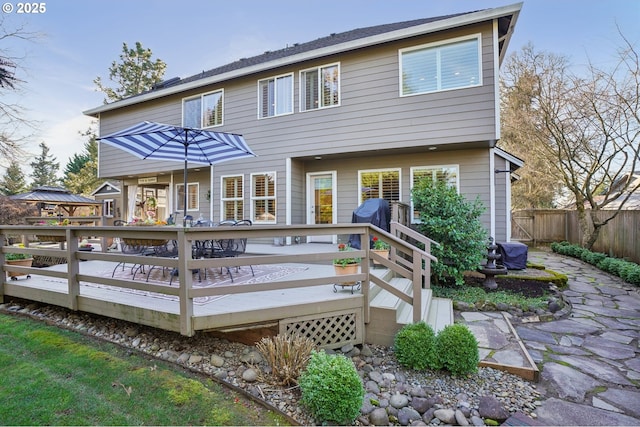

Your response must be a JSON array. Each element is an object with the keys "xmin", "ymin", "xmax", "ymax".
[{"xmin": 183, "ymin": 137, "xmax": 188, "ymax": 227}]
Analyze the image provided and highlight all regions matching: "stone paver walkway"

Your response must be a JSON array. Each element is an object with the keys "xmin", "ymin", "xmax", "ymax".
[{"xmin": 518, "ymin": 249, "xmax": 640, "ymax": 426}]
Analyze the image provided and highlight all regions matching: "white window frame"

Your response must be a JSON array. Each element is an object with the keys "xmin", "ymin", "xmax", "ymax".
[
  {"xmin": 299, "ymin": 62, "xmax": 341, "ymax": 112},
  {"xmin": 410, "ymin": 164, "xmax": 460, "ymax": 223},
  {"xmin": 220, "ymin": 174, "xmax": 244, "ymax": 221},
  {"xmin": 176, "ymin": 182, "xmax": 199, "ymax": 212},
  {"xmin": 182, "ymin": 89, "xmax": 224, "ymax": 128},
  {"xmin": 257, "ymin": 73, "xmax": 294, "ymax": 119},
  {"xmin": 358, "ymin": 168, "xmax": 402, "ymax": 205},
  {"xmin": 104, "ymin": 199, "xmax": 114, "ymax": 217},
  {"xmin": 399, "ymin": 34, "xmax": 482, "ymax": 97},
  {"xmin": 250, "ymin": 172, "xmax": 276, "ymax": 223}
]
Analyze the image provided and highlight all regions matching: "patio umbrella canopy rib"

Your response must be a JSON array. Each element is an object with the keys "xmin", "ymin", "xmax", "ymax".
[{"xmin": 98, "ymin": 121, "xmax": 257, "ymax": 224}]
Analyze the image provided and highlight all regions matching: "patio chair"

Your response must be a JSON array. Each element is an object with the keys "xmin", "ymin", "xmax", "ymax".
[
  {"xmin": 145, "ymin": 240, "xmax": 179, "ymax": 282},
  {"xmin": 111, "ymin": 242, "xmax": 148, "ymax": 278},
  {"xmin": 217, "ymin": 219, "xmax": 254, "ymax": 278}
]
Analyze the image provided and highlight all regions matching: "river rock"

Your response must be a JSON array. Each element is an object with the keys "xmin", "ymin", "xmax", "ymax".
[
  {"xmin": 390, "ymin": 392, "xmax": 409, "ymax": 408},
  {"xmin": 478, "ymin": 395, "xmax": 509, "ymax": 421},
  {"xmin": 398, "ymin": 406, "xmax": 421, "ymax": 425},
  {"xmin": 434, "ymin": 408, "xmax": 456, "ymax": 424},
  {"xmin": 369, "ymin": 407, "xmax": 390, "ymax": 426}
]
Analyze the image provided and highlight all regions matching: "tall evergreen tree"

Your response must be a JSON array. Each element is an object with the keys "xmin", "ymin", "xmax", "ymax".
[
  {"xmin": 0, "ymin": 160, "xmax": 27, "ymax": 195},
  {"xmin": 94, "ymin": 41, "xmax": 166, "ymax": 103},
  {"xmin": 63, "ymin": 129, "xmax": 100, "ymax": 195},
  {"xmin": 29, "ymin": 141, "xmax": 60, "ymax": 188}
]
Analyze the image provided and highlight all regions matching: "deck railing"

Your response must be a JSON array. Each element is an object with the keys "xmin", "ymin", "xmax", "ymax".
[{"xmin": 1, "ymin": 224, "xmax": 437, "ymax": 336}]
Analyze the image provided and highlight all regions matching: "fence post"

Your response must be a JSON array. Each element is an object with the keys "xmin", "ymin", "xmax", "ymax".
[
  {"xmin": 67, "ymin": 228, "xmax": 80, "ymax": 311},
  {"xmin": 178, "ymin": 229, "xmax": 194, "ymax": 336}
]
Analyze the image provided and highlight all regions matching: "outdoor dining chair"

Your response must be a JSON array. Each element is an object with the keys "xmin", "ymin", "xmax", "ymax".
[
  {"xmin": 111, "ymin": 242, "xmax": 149, "ymax": 278},
  {"xmin": 216, "ymin": 219, "xmax": 254, "ymax": 278}
]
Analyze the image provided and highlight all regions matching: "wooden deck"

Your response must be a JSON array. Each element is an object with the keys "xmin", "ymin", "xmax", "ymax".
[{"xmin": 1, "ymin": 224, "xmax": 451, "ymax": 348}]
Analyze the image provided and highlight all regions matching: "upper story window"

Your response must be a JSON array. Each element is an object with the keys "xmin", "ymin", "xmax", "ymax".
[
  {"xmin": 300, "ymin": 63, "xmax": 340, "ymax": 111},
  {"xmin": 410, "ymin": 165, "xmax": 459, "ymax": 222},
  {"xmin": 400, "ymin": 35, "xmax": 481, "ymax": 96},
  {"xmin": 359, "ymin": 169, "xmax": 401, "ymax": 204},
  {"xmin": 258, "ymin": 74, "xmax": 293, "ymax": 118},
  {"xmin": 183, "ymin": 90, "xmax": 224, "ymax": 128}
]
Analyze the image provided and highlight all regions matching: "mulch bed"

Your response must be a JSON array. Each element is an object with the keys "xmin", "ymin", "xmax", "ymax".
[{"xmin": 463, "ymin": 276, "xmax": 554, "ymax": 298}]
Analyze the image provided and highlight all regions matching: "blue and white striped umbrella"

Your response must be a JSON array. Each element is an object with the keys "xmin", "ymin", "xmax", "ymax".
[{"xmin": 99, "ymin": 121, "xmax": 257, "ymax": 223}]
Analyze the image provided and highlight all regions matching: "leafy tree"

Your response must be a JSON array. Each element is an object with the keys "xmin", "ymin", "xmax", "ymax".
[
  {"xmin": 0, "ymin": 15, "xmax": 40, "ymax": 162},
  {"xmin": 499, "ymin": 33, "xmax": 639, "ymax": 249},
  {"xmin": 0, "ymin": 195, "xmax": 37, "ymax": 225},
  {"xmin": 0, "ymin": 161, "xmax": 27, "ymax": 195},
  {"xmin": 412, "ymin": 179, "xmax": 488, "ymax": 286},
  {"xmin": 29, "ymin": 141, "xmax": 60, "ymax": 188},
  {"xmin": 94, "ymin": 41, "xmax": 166, "ymax": 103},
  {"xmin": 499, "ymin": 56, "xmax": 564, "ymax": 209}
]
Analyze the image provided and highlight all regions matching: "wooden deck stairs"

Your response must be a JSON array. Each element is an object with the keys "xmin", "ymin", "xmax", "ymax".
[{"xmin": 366, "ymin": 267, "xmax": 453, "ymax": 346}]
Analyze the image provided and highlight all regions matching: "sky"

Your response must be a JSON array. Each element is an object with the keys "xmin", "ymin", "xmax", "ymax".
[{"xmin": 2, "ymin": 0, "xmax": 639, "ymax": 179}]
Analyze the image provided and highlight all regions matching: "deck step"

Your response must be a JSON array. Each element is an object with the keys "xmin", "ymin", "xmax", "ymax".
[
  {"xmin": 396, "ymin": 288, "xmax": 433, "ymax": 325},
  {"xmin": 426, "ymin": 297, "xmax": 454, "ymax": 334},
  {"xmin": 370, "ymin": 277, "xmax": 412, "ymax": 310}
]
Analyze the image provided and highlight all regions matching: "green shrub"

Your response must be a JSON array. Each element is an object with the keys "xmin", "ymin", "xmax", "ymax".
[
  {"xmin": 435, "ymin": 324, "xmax": 479, "ymax": 376},
  {"xmin": 394, "ymin": 321, "xmax": 439, "ymax": 370},
  {"xmin": 584, "ymin": 251, "xmax": 607, "ymax": 266},
  {"xmin": 553, "ymin": 241, "xmax": 640, "ymax": 287},
  {"xmin": 624, "ymin": 265, "xmax": 640, "ymax": 285},
  {"xmin": 412, "ymin": 179, "xmax": 488, "ymax": 286},
  {"xmin": 298, "ymin": 350, "xmax": 364, "ymax": 425}
]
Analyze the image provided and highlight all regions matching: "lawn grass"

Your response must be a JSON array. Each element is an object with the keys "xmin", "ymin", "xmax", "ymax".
[{"xmin": 0, "ymin": 313, "xmax": 290, "ymax": 426}]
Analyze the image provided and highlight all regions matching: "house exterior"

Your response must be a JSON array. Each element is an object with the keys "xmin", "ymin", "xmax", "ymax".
[
  {"xmin": 90, "ymin": 181, "xmax": 124, "ymax": 225},
  {"xmin": 84, "ymin": 3, "xmax": 523, "ymax": 243}
]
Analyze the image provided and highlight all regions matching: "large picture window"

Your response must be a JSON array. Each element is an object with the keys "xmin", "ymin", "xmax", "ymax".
[
  {"xmin": 183, "ymin": 90, "xmax": 224, "ymax": 128},
  {"xmin": 359, "ymin": 169, "xmax": 401, "ymax": 204},
  {"xmin": 251, "ymin": 172, "xmax": 276, "ymax": 223},
  {"xmin": 400, "ymin": 35, "xmax": 481, "ymax": 96},
  {"xmin": 258, "ymin": 74, "xmax": 293, "ymax": 118},
  {"xmin": 176, "ymin": 183, "xmax": 199, "ymax": 212},
  {"xmin": 221, "ymin": 175, "xmax": 244, "ymax": 221},
  {"xmin": 411, "ymin": 165, "xmax": 459, "ymax": 222},
  {"xmin": 300, "ymin": 63, "xmax": 340, "ymax": 111}
]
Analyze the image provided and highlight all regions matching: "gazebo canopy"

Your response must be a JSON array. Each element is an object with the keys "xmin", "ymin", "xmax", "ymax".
[{"xmin": 10, "ymin": 186, "xmax": 101, "ymax": 216}]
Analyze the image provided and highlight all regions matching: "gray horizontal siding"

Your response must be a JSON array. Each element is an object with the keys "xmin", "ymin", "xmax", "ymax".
[
  {"xmin": 301, "ymin": 148, "xmax": 493, "ymax": 230},
  {"xmin": 98, "ymin": 22, "xmax": 497, "ymax": 179}
]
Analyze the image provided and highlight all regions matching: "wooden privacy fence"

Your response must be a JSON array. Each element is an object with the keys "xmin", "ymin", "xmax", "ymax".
[{"xmin": 512, "ymin": 209, "xmax": 640, "ymax": 264}]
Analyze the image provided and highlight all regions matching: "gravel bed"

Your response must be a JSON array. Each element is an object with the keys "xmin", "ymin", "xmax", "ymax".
[{"xmin": 1, "ymin": 298, "xmax": 543, "ymax": 425}]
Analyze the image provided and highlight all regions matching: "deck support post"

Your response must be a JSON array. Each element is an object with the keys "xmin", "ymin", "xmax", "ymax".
[
  {"xmin": 178, "ymin": 229, "xmax": 194, "ymax": 336},
  {"xmin": 412, "ymin": 250, "xmax": 422, "ymax": 323},
  {"xmin": 362, "ymin": 228, "xmax": 371, "ymax": 324},
  {"xmin": 67, "ymin": 228, "xmax": 80, "ymax": 311}
]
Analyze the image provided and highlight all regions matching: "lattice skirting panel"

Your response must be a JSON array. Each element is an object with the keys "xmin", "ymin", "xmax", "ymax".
[{"xmin": 279, "ymin": 308, "xmax": 363, "ymax": 350}]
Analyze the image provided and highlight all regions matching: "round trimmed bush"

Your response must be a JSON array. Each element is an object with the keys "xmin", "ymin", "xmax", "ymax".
[
  {"xmin": 394, "ymin": 321, "xmax": 439, "ymax": 370},
  {"xmin": 436, "ymin": 324, "xmax": 479, "ymax": 376},
  {"xmin": 298, "ymin": 350, "xmax": 364, "ymax": 425}
]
